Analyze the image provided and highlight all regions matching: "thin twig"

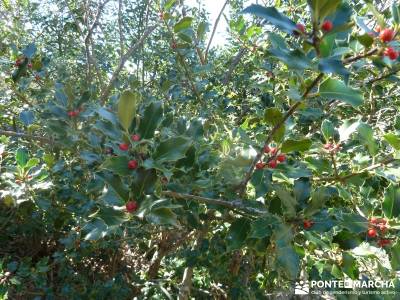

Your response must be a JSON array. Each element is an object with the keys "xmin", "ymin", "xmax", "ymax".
[
  {"xmin": 0, "ymin": 130, "xmax": 52, "ymax": 143},
  {"xmin": 313, "ymin": 156, "xmax": 396, "ymax": 182},
  {"xmin": 99, "ymin": 25, "xmax": 157, "ymax": 104},
  {"xmin": 366, "ymin": 67, "xmax": 400, "ymax": 85},
  {"xmin": 204, "ymin": 0, "xmax": 229, "ymax": 62},
  {"xmin": 118, "ymin": 0, "xmax": 125, "ymax": 57},
  {"xmin": 222, "ymin": 47, "xmax": 247, "ymax": 85},
  {"xmin": 343, "ymin": 47, "xmax": 378, "ymax": 64},
  {"xmin": 162, "ymin": 191, "xmax": 266, "ymax": 215},
  {"xmin": 238, "ymin": 73, "xmax": 324, "ymax": 195}
]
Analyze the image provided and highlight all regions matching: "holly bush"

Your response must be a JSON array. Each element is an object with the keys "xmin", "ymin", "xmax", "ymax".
[{"xmin": 1, "ymin": 0, "xmax": 400, "ymax": 299}]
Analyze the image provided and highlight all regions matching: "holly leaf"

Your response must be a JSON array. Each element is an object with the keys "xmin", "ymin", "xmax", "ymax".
[
  {"xmin": 153, "ymin": 136, "xmax": 192, "ymax": 163},
  {"xmin": 226, "ymin": 218, "xmax": 251, "ymax": 250},
  {"xmin": 319, "ymin": 78, "xmax": 363, "ymax": 107},
  {"xmin": 243, "ymin": 5, "xmax": 297, "ymax": 34},
  {"xmin": 383, "ymin": 184, "xmax": 400, "ymax": 218},
  {"xmin": 118, "ymin": 90, "xmax": 139, "ymax": 131}
]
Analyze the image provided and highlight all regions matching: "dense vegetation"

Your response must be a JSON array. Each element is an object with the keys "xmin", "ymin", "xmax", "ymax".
[{"xmin": 1, "ymin": 0, "xmax": 400, "ymax": 298}]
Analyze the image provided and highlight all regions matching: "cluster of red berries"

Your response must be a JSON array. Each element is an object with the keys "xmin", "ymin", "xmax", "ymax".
[
  {"xmin": 378, "ymin": 27, "xmax": 395, "ymax": 42},
  {"xmin": 367, "ymin": 217, "xmax": 391, "ymax": 247},
  {"xmin": 15, "ymin": 57, "xmax": 33, "ymax": 68},
  {"xmin": 323, "ymin": 142, "xmax": 341, "ymax": 154},
  {"xmin": 295, "ymin": 20, "xmax": 333, "ymax": 35},
  {"xmin": 255, "ymin": 146, "xmax": 286, "ymax": 170},
  {"xmin": 126, "ymin": 200, "xmax": 138, "ymax": 213},
  {"xmin": 67, "ymin": 110, "xmax": 80, "ymax": 117},
  {"xmin": 119, "ymin": 134, "xmax": 141, "ymax": 170},
  {"xmin": 67, "ymin": 107, "xmax": 84, "ymax": 118},
  {"xmin": 303, "ymin": 219, "xmax": 314, "ymax": 230},
  {"xmin": 383, "ymin": 47, "xmax": 399, "ymax": 60}
]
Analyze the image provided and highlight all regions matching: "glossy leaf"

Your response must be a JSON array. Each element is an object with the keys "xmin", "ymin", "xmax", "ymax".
[
  {"xmin": 319, "ymin": 78, "xmax": 363, "ymax": 107},
  {"xmin": 118, "ymin": 90, "xmax": 138, "ymax": 131},
  {"xmin": 264, "ymin": 108, "xmax": 285, "ymax": 142},
  {"xmin": 174, "ymin": 17, "xmax": 193, "ymax": 32},
  {"xmin": 153, "ymin": 136, "xmax": 192, "ymax": 163},
  {"xmin": 243, "ymin": 5, "xmax": 297, "ymax": 34},
  {"xmin": 281, "ymin": 138, "xmax": 312, "ymax": 153},
  {"xmin": 138, "ymin": 101, "xmax": 163, "ymax": 139},
  {"xmin": 19, "ymin": 110, "xmax": 35, "ymax": 126},
  {"xmin": 383, "ymin": 184, "xmax": 400, "ymax": 218},
  {"xmin": 384, "ymin": 133, "xmax": 400, "ymax": 150},
  {"xmin": 226, "ymin": 218, "xmax": 251, "ymax": 250},
  {"xmin": 16, "ymin": 148, "xmax": 29, "ymax": 168},
  {"xmin": 101, "ymin": 156, "xmax": 130, "ymax": 176},
  {"xmin": 318, "ymin": 58, "xmax": 349, "ymax": 75},
  {"xmin": 269, "ymin": 48, "xmax": 312, "ymax": 70}
]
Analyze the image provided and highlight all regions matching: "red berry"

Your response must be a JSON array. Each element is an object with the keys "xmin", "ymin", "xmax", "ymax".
[
  {"xmin": 367, "ymin": 228, "xmax": 377, "ymax": 238},
  {"xmin": 380, "ymin": 28, "xmax": 394, "ymax": 42},
  {"xmin": 255, "ymin": 162, "xmax": 265, "ymax": 170},
  {"xmin": 378, "ymin": 223, "xmax": 387, "ymax": 233},
  {"xmin": 369, "ymin": 217, "xmax": 378, "ymax": 224},
  {"xmin": 126, "ymin": 200, "xmax": 138, "ymax": 213},
  {"xmin": 377, "ymin": 239, "xmax": 391, "ymax": 247},
  {"xmin": 295, "ymin": 23, "xmax": 305, "ymax": 34},
  {"xmin": 323, "ymin": 143, "xmax": 333, "ymax": 150},
  {"xmin": 263, "ymin": 145, "xmax": 271, "ymax": 153},
  {"xmin": 270, "ymin": 147, "xmax": 277, "ymax": 156},
  {"xmin": 67, "ymin": 111, "xmax": 78, "ymax": 117},
  {"xmin": 321, "ymin": 20, "xmax": 333, "ymax": 32},
  {"xmin": 303, "ymin": 220, "xmax": 314, "ymax": 229},
  {"xmin": 15, "ymin": 59, "xmax": 21, "ymax": 66},
  {"xmin": 267, "ymin": 159, "xmax": 278, "ymax": 169},
  {"xmin": 27, "ymin": 62, "xmax": 32, "ymax": 68},
  {"xmin": 276, "ymin": 153, "xmax": 286, "ymax": 162},
  {"xmin": 384, "ymin": 47, "xmax": 398, "ymax": 60},
  {"xmin": 375, "ymin": 25, "xmax": 381, "ymax": 32},
  {"xmin": 119, "ymin": 143, "xmax": 129, "ymax": 151},
  {"xmin": 131, "ymin": 134, "xmax": 140, "ymax": 142},
  {"xmin": 159, "ymin": 12, "xmax": 165, "ymax": 20},
  {"xmin": 128, "ymin": 159, "xmax": 138, "ymax": 170}
]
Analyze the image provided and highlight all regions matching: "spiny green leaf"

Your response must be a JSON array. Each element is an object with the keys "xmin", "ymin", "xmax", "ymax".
[
  {"xmin": 174, "ymin": 17, "xmax": 193, "ymax": 32},
  {"xmin": 243, "ymin": 5, "xmax": 297, "ymax": 34},
  {"xmin": 153, "ymin": 136, "xmax": 192, "ymax": 163},
  {"xmin": 281, "ymin": 139, "xmax": 312, "ymax": 153},
  {"xmin": 138, "ymin": 101, "xmax": 163, "ymax": 139},
  {"xmin": 383, "ymin": 184, "xmax": 400, "ymax": 218},
  {"xmin": 319, "ymin": 78, "xmax": 363, "ymax": 107},
  {"xmin": 118, "ymin": 90, "xmax": 139, "ymax": 131},
  {"xmin": 101, "ymin": 156, "xmax": 130, "ymax": 176},
  {"xmin": 384, "ymin": 133, "xmax": 400, "ymax": 150}
]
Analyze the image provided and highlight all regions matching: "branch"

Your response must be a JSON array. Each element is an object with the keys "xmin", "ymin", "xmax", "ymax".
[
  {"xmin": 161, "ymin": 191, "xmax": 266, "ymax": 215},
  {"xmin": 0, "ymin": 130, "xmax": 52, "ymax": 144},
  {"xmin": 99, "ymin": 25, "xmax": 157, "ymax": 104},
  {"xmin": 85, "ymin": 0, "xmax": 111, "ymax": 42},
  {"xmin": 204, "ymin": 0, "xmax": 229, "ymax": 62},
  {"xmin": 313, "ymin": 156, "xmax": 396, "ymax": 182},
  {"xmin": 238, "ymin": 73, "xmax": 324, "ymax": 195},
  {"xmin": 366, "ymin": 67, "xmax": 400, "ymax": 85},
  {"xmin": 118, "ymin": 0, "xmax": 125, "ymax": 57},
  {"xmin": 343, "ymin": 47, "xmax": 378, "ymax": 65},
  {"xmin": 222, "ymin": 47, "xmax": 248, "ymax": 85}
]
